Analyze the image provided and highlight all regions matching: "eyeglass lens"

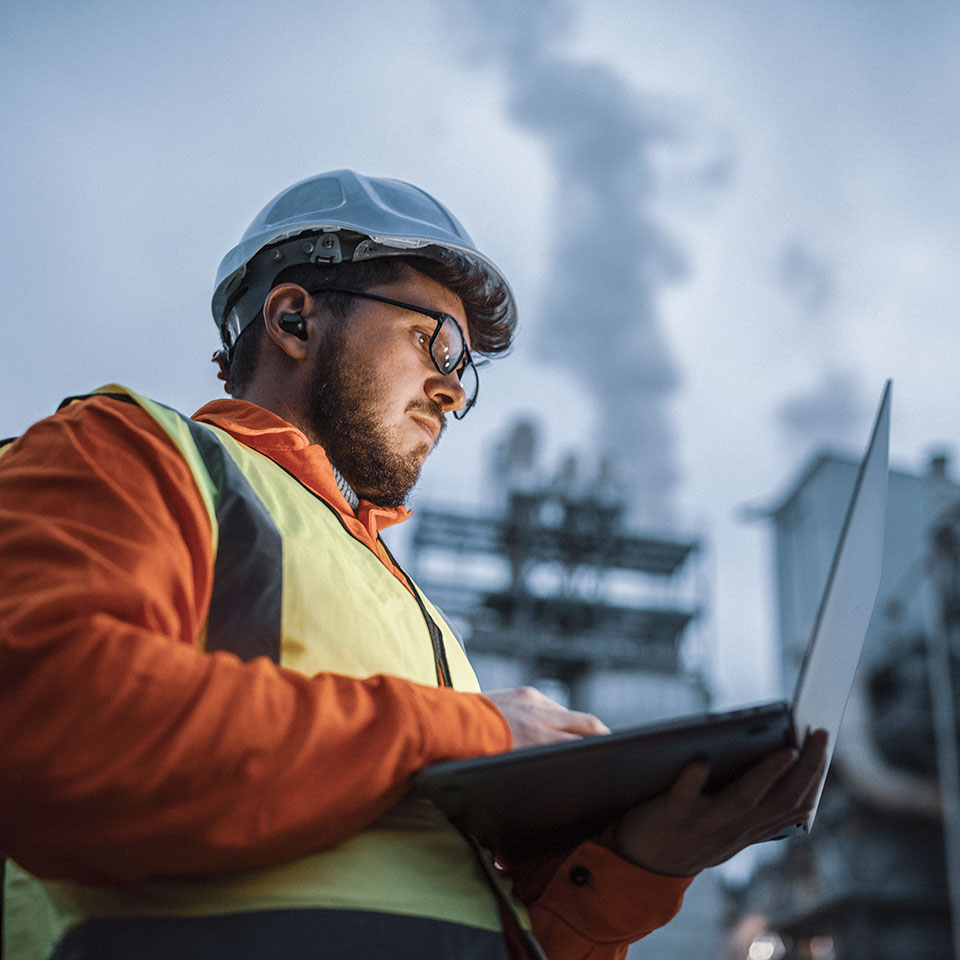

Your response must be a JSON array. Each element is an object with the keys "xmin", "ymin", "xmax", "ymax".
[
  {"xmin": 432, "ymin": 317, "xmax": 477, "ymax": 415},
  {"xmin": 432, "ymin": 318, "xmax": 465, "ymax": 375}
]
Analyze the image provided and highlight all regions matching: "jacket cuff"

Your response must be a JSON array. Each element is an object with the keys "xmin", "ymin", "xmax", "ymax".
[
  {"xmin": 412, "ymin": 686, "xmax": 513, "ymax": 762},
  {"xmin": 531, "ymin": 841, "xmax": 694, "ymax": 945}
]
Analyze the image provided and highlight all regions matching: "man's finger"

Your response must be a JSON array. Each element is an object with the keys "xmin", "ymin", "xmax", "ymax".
[
  {"xmin": 719, "ymin": 747, "xmax": 800, "ymax": 808},
  {"xmin": 751, "ymin": 729, "xmax": 829, "ymax": 817},
  {"xmin": 555, "ymin": 709, "xmax": 611, "ymax": 736},
  {"xmin": 668, "ymin": 760, "xmax": 711, "ymax": 802},
  {"xmin": 483, "ymin": 687, "xmax": 612, "ymax": 748},
  {"xmin": 788, "ymin": 730, "xmax": 829, "ymax": 806},
  {"xmin": 539, "ymin": 729, "xmax": 589, "ymax": 744}
]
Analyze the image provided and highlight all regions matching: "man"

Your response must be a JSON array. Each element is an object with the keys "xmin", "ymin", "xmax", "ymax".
[{"xmin": 0, "ymin": 170, "xmax": 826, "ymax": 959}]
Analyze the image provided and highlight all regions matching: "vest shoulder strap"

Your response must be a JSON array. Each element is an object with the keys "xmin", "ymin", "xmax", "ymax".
[{"xmin": 53, "ymin": 387, "xmax": 285, "ymax": 663}]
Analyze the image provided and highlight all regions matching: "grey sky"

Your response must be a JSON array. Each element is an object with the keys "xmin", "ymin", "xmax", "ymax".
[{"xmin": 3, "ymin": 0, "xmax": 959, "ymax": 704}]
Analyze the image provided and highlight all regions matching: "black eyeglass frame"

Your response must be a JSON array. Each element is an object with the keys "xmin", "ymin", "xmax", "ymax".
[{"xmin": 308, "ymin": 287, "xmax": 479, "ymax": 419}]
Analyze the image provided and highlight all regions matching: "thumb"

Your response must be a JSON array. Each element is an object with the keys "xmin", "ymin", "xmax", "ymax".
[{"xmin": 669, "ymin": 760, "xmax": 711, "ymax": 802}]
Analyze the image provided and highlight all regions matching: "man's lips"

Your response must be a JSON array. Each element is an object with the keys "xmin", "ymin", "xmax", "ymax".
[{"xmin": 411, "ymin": 413, "xmax": 441, "ymax": 444}]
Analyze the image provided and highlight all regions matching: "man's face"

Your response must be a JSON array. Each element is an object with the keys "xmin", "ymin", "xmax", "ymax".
[{"xmin": 305, "ymin": 269, "xmax": 471, "ymax": 507}]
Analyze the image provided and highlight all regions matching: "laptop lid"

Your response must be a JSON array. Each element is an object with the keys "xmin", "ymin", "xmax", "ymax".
[{"xmin": 790, "ymin": 379, "xmax": 891, "ymax": 822}]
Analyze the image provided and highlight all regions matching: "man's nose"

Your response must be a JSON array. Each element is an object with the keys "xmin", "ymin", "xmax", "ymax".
[{"xmin": 426, "ymin": 370, "xmax": 466, "ymax": 414}]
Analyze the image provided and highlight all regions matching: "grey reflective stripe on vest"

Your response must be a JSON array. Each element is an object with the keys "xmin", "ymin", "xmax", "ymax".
[
  {"xmin": 181, "ymin": 418, "xmax": 283, "ymax": 664},
  {"xmin": 58, "ymin": 393, "xmax": 284, "ymax": 664}
]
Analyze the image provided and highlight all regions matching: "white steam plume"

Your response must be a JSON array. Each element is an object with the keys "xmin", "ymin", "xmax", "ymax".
[{"xmin": 448, "ymin": 0, "xmax": 698, "ymax": 528}]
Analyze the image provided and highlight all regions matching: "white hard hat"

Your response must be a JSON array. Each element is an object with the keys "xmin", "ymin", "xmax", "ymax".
[{"xmin": 212, "ymin": 169, "xmax": 516, "ymax": 350}]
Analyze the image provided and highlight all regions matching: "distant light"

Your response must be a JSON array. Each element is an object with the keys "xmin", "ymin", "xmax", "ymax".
[
  {"xmin": 748, "ymin": 934, "xmax": 785, "ymax": 960},
  {"xmin": 809, "ymin": 936, "xmax": 835, "ymax": 960}
]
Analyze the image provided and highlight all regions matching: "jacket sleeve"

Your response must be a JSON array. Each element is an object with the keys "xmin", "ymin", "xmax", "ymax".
[
  {"xmin": 0, "ymin": 396, "xmax": 512, "ymax": 885},
  {"xmin": 508, "ymin": 842, "xmax": 694, "ymax": 960}
]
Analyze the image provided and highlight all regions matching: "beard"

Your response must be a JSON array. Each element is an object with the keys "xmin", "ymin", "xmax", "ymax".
[{"xmin": 306, "ymin": 327, "xmax": 446, "ymax": 508}]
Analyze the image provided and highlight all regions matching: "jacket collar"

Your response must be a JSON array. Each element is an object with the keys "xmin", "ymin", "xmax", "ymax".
[{"xmin": 191, "ymin": 399, "xmax": 411, "ymax": 542}]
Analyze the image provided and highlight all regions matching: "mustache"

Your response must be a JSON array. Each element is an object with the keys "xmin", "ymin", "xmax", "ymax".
[{"xmin": 406, "ymin": 399, "xmax": 446, "ymax": 442}]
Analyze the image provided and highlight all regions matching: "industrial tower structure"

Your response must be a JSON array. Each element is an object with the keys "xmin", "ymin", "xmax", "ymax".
[{"xmin": 410, "ymin": 419, "xmax": 709, "ymax": 728}]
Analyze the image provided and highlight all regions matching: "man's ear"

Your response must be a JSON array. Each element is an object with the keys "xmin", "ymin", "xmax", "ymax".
[{"xmin": 263, "ymin": 284, "xmax": 314, "ymax": 359}]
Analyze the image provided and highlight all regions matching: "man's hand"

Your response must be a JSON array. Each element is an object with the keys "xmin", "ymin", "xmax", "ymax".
[
  {"xmin": 484, "ymin": 687, "xmax": 610, "ymax": 749},
  {"xmin": 613, "ymin": 729, "xmax": 828, "ymax": 876}
]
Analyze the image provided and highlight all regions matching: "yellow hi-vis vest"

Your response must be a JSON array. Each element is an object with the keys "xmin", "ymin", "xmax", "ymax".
[{"xmin": 3, "ymin": 386, "xmax": 524, "ymax": 960}]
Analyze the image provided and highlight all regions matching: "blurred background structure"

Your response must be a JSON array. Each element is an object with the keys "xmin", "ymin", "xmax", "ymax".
[
  {"xmin": 724, "ymin": 452, "xmax": 960, "ymax": 960},
  {"xmin": 412, "ymin": 418, "xmax": 707, "ymax": 724}
]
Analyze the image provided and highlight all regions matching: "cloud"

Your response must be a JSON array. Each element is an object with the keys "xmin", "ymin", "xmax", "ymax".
[
  {"xmin": 775, "ymin": 239, "xmax": 836, "ymax": 317},
  {"xmin": 776, "ymin": 369, "xmax": 870, "ymax": 451}
]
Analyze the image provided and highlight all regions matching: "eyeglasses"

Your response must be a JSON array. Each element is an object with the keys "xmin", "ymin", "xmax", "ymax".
[{"xmin": 309, "ymin": 288, "xmax": 479, "ymax": 419}]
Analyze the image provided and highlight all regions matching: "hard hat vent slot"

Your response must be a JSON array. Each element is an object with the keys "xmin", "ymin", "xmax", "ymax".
[
  {"xmin": 367, "ymin": 180, "xmax": 459, "ymax": 235},
  {"xmin": 264, "ymin": 178, "xmax": 345, "ymax": 226}
]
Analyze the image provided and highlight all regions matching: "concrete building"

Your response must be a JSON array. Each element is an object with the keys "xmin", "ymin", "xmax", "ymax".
[{"xmin": 729, "ymin": 451, "xmax": 960, "ymax": 960}]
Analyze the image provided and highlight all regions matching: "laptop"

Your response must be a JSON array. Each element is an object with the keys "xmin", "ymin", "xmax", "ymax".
[{"xmin": 414, "ymin": 381, "xmax": 891, "ymax": 858}]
